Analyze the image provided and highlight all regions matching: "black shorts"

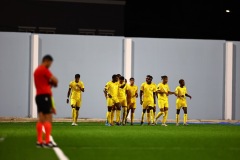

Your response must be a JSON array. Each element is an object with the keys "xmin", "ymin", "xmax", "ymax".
[{"xmin": 35, "ymin": 94, "xmax": 52, "ymax": 114}]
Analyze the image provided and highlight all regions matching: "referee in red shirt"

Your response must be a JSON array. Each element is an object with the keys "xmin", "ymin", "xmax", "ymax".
[{"xmin": 34, "ymin": 55, "xmax": 58, "ymax": 148}]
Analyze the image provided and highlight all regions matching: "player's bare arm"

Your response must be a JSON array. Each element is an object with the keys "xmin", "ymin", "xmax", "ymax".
[
  {"xmin": 185, "ymin": 94, "xmax": 192, "ymax": 99},
  {"xmin": 67, "ymin": 88, "xmax": 71, "ymax": 103},
  {"xmin": 140, "ymin": 90, "xmax": 143, "ymax": 105},
  {"xmin": 153, "ymin": 92, "xmax": 156, "ymax": 104}
]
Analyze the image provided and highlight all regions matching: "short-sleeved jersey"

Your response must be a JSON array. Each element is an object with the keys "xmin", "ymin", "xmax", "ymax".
[
  {"xmin": 175, "ymin": 86, "xmax": 188, "ymax": 100},
  {"xmin": 140, "ymin": 82, "xmax": 156, "ymax": 101},
  {"xmin": 127, "ymin": 84, "xmax": 138, "ymax": 99},
  {"xmin": 118, "ymin": 82, "xmax": 127, "ymax": 100},
  {"xmin": 105, "ymin": 81, "xmax": 119, "ymax": 97},
  {"xmin": 34, "ymin": 65, "xmax": 53, "ymax": 95},
  {"xmin": 69, "ymin": 80, "xmax": 84, "ymax": 100},
  {"xmin": 157, "ymin": 82, "xmax": 170, "ymax": 101}
]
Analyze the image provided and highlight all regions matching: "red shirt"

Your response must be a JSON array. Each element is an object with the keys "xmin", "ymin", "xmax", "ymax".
[{"xmin": 34, "ymin": 65, "xmax": 53, "ymax": 95}]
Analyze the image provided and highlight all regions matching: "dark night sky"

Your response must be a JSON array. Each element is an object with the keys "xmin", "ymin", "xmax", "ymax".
[{"xmin": 0, "ymin": 0, "xmax": 239, "ymax": 40}]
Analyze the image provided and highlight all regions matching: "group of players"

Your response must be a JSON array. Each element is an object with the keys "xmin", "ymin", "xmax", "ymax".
[
  {"xmin": 34, "ymin": 54, "xmax": 192, "ymax": 148},
  {"xmin": 104, "ymin": 74, "xmax": 192, "ymax": 126}
]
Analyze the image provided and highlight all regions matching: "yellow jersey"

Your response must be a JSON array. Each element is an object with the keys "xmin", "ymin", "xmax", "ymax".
[
  {"xmin": 69, "ymin": 80, "xmax": 84, "ymax": 100},
  {"xmin": 157, "ymin": 82, "xmax": 170, "ymax": 101},
  {"xmin": 127, "ymin": 84, "xmax": 138, "ymax": 100},
  {"xmin": 105, "ymin": 81, "xmax": 119, "ymax": 97},
  {"xmin": 175, "ymin": 86, "xmax": 188, "ymax": 100},
  {"xmin": 118, "ymin": 82, "xmax": 127, "ymax": 100},
  {"xmin": 140, "ymin": 82, "xmax": 156, "ymax": 101}
]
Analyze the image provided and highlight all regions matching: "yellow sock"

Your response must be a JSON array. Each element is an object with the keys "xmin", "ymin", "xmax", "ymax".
[
  {"xmin": 152, "ymin": 111, "xmax": 156, "ymax": 123},
  {"xmin": 184, "ymin": 114, "xmax": 188, "ymax": 124},
  {"xmin": 107, "ymin": 111, "xmax": 111, "ymax": 124},
  {"xmin": 72, "ymin": 108, "xmax": 76, "ymax": 123},
  {"xmin": 122, "ymin": 107, "xmax": 127, "ymax": 123},
  {"xmin": 141, "ymin": 112, "xmax": 145, "ymax": 122},
  {"xmin": 156, "ymin": 111, "xmax": 163, "ymax": 120},
  {"xmin": 163, "ymin": 111, "xmax": 168, "ymax": 124},
  {"xmin": 150, "ymin": 110, "xmax": 153, "ymax": 123},
  {"xmin": 106, "ymin": 112, "xmax": 109, "ymax": 122},
  {"xmin": 116, "ymin": 110, "xmax": 121, "ymax": 123},
  {"xmin": 111, "ymin": 110, "xmax": 115, "ymax": 124},
  {"xmin": 176, "ymin": 114, "xmax": 180, "ymax": 124},
  {"xmin": 131, "ymin": 113, "xmax": 134, "ymax": 123},
  {"xmin": 147, "ymin": 113, "xmax": 151, "ymax": 123},
  {"xmin": 75, "ymin": 110, "xmax": 79, "ymax": 123}
]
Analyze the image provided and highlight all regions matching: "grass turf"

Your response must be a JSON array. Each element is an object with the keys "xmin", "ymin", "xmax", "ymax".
[{"xmin": 0, "ymin": 122, "xmax": 240, "ymax": 160}]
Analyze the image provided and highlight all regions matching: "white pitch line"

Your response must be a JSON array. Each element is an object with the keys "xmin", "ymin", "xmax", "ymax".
[{"xmin": 42, "ymin": 127, "xmax": 69, "ymax": 160}]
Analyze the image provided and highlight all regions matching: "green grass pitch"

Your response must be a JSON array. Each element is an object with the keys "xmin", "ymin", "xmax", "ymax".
[{"xmin": 0, "ymin": 122, "xmax": 240, "ymax": 160}]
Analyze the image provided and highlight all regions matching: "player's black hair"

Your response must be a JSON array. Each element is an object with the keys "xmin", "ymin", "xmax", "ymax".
[
  {"xmin": 161, "ymin": 75, "xmax": 168, "ymax": 79},
  {"xmin": 146, "ymin": 75, "xmax": 151, "ymax": 78},
  {"xmin": 119, "ymin": 76, "xmax": 125, "ymax": 80},
  {"xmin": 117, "ymin": 74, "xmax": 121, "ymax": 77},
  {"xmin": 75, "ymin": 74, "xmax": 80, "ymax": 78},
  {"xmin": 42, "ymin": 55, "xmax": 53, "ymax": 62},
  {"xmin": 130, "ymin": 77, "xmax": 135, "ymax": 81},
  {"xmin": 112, "ymin": 74, "xmax": 118, "ymax": 79},
  {"xmin": 179, "ymin": 79, "xmax": 184, "ymax": 84}
]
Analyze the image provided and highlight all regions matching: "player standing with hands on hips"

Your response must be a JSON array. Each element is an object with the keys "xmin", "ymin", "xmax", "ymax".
[
  {"xmin": 34, "ymin": 55, "xmax": 58, "ymax": 148},
  {"xmin": 67, "ymin": 74, "xmax": 85, "ymax": 126}
]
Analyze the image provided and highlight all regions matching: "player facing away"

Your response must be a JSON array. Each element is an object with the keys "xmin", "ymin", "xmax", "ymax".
[
  {"xmin": 140, "ymin": 75, "xmax": 156, "ymax": 125},
  {"xmin": 155, "ymin": 75, "xmax": 176, "ymax": 126},
  {"xmin": 67, "ymin": 74, "xmax": 85, "ymax": 126},
  {"xmin": 175, "ymin": 79, "xmax": 192, "ymax": 126},
  {"xmin": 104, "ymin": 74, "xmax": 121, "ymax": 126},
  {"xmin": 126, "ymin": 77, "xmax": 138, "ymax": 125},
  {"xmin": 118, "ymin": 76, "xmax": 128, "ymax": 125},
  {"xmin": 34, "ymin": 54, "xmax": 58, "ymax": 148}
]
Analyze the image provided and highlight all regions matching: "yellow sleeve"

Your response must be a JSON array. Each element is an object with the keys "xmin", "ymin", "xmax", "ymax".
[
  {"xmin": 175, "ymin": 87, "xmax": 179, "ymax": 95},
  {"xmin": 167, "ymin": 85, "xmax": 170, "ymax": 92},
  {"xmin": 105, "ymin": 82, "xmax": 109, "ymax": 90},
  {"xmin": 81, "ymin": 81, "xmax": 85, "ymax": 89},
  {"xmin": 153, "ymin": 84, "xmax": 156, "ymax": 92},
  {"xmin": 157, "ymin": 83, "xmax": 162, "ymax": 91}
]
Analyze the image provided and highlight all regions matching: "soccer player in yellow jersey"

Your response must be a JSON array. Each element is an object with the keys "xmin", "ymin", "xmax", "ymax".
[
  {"xmin": 175, "ymin": 79, "xmax": 192, "ymax": 126},
  {"xmin": 155, "ymin": 75, "xmax": 175, "ymax": 126},
  {"xmin": 104, "ymin": 74, "xmax": 121, "ymax": 126},
  {"xmin": 67, "ymin": 74, "xmax": 85, "ymax": 126},
  {"xmin": 140, "ymin": 75, "xmax": 156, "ymax": 125},
  {"xmin": 118, "ymin": 76, "xmax": 128, "ymax": 125},
  {"xmin": 126, "ymin": 77, "xmax": 138, "ymax": 125},
  {"xmin": 150, "ymin": 76, "xmax": 157, "ymax": 125}
]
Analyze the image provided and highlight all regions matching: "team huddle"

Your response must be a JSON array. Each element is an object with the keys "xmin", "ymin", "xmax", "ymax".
[{"xmin": 103, "ymin": 74, "xmax": 192, "ymax": 126}]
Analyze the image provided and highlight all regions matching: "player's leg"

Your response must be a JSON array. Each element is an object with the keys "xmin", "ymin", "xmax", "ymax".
[
  {"xmin": 115, "ymin": 103, "xmax": 121, "ymax": 125},
  {"xmin": 141, "ymin": 101, "xmax": 147, "ymax": 125},
  {"xmin": 107, "ymin": 98, "xmax": 114, "ymax": 126},
  {"xmin": 155, "ymin": 100, "xmax": 165, "ymax": 124},
  {"xmin": 151, "ymin": 106, "xmax": 156, "ymax": 124},
  {"xmin": 74, "ymin": 100, "xmax": 81, "ymax": 125},
  {"xmin": 147, "ymin": 107, "xmax": 151, "ymax": 125},
  {"xmin": 35, "ymin": 95, "xmax": 44, "ymax": 146},
  {"xmin": 121, "ymin": 99, "xmax": 127, "ymax": 125},
  {"xmin": 183, "ymin": 107, "xmax": 188, "ymax": 125},
  {"xmin": 71, "ymin": 99, "xmax": 77, "ymax": 125},
  {"xmin": 130, "ymin": 107, "xmax": 135, "ymax": 125},
  {"xmin": 176, "ymin": 109, "xmax": 180, "ymax": 126},
  {"xmin": 162, "ymin": 101, "xmax": 169, "ymax": 126},
  {"xmin": 42, "ymin": 95, "xmax": 56, "ymax": 147}
]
